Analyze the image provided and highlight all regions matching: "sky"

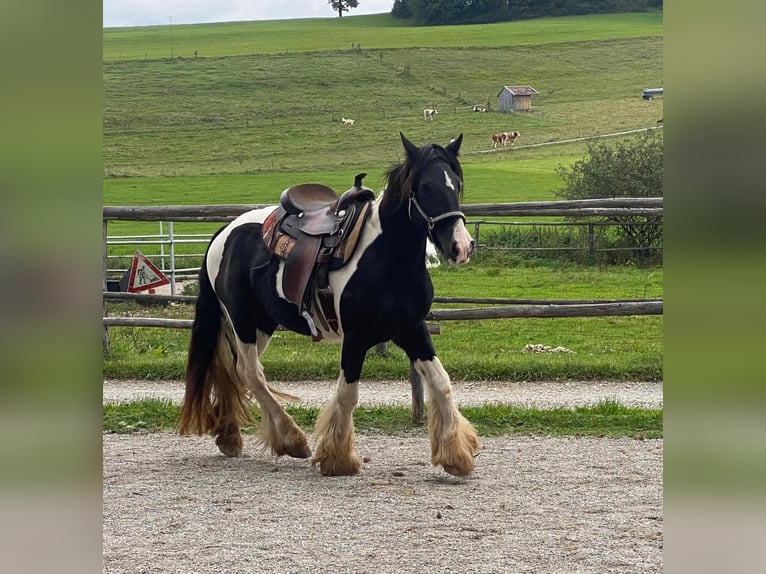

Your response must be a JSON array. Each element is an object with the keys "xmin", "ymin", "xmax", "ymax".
[{"xmin": 103, "ymin": 0, "xmax": 396, "ymax": 28}]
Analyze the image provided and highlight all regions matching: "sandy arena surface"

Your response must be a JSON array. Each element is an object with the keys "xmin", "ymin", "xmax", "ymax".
[{"xmin": 103, "ymin": 379, "xmax": 663, "ymax": 573}]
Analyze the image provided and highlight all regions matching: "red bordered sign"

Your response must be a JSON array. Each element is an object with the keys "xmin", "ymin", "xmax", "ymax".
[{"xmin": 127, "ymin": 250, "xmax": 170, "ymax": 293}]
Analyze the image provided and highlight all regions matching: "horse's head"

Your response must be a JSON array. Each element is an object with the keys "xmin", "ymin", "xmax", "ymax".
[{"xmin": 396, "ymin": 133, "xmax": 474, "ymax": 265}]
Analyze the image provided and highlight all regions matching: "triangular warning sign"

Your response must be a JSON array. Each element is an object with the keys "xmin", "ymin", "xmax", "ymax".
[{"xmin": 127, "ymin": 250, "xmax": 170, "ymax": 293}]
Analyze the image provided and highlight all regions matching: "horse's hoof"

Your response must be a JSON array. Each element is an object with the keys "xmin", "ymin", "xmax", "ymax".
[
  {"xmin": 285, "ymin": 442, "xmax": 312, "ymax": 459},
  {"xmin": 313, "ymin": 454, "xmax": 361, "ymax": 476},
  {"xmin": 442, "ymin": 462, "xmax": 473, "ymax": 477},
  {"xmin": 216, "ymin": 434, "xmax": 243, "ymax": 457}
]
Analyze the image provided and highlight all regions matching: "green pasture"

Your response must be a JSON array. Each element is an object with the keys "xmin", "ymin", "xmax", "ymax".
[
  {"xmin": 103, "ymin": 12, "xmax": 662, "ymax": 61},
  {"xmin": 104, "ymin": 259, "xmax": 662, "ymax": 381},
  {"xmin": 103, "ymin": 13, "xmax": 662, "ymax": 178}
]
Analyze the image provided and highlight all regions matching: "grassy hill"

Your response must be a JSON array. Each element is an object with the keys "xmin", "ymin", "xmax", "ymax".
[{"xmin": 103, "ymin": 12, "xmax": 663, "ymax": 202}]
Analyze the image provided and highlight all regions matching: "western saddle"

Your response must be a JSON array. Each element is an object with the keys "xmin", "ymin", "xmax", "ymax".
[{"xmin": 261, "ymin": 173, "xmax": 376, "ymax": 339}]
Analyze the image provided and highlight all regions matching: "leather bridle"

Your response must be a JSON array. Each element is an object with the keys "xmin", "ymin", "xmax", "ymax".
[{"xmin": 408, "ymin": 191, "xmax": 465, "ymax": 232}]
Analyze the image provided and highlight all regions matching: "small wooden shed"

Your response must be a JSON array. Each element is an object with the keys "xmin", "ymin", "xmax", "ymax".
[{"xmin": 497, "ymin": 85, "xmax": 539, "ymax": 112}]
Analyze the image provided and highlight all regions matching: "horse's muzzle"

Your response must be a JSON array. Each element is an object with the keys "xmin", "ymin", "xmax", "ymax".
[{"xmin": 448, "ymin": 220, "xmax": 473, "ymax": 265}]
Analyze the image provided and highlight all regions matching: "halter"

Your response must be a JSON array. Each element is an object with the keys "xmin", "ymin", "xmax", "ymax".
[{"xmin": 408, "ymin": 191, "xmax": 465, "ymax": 232}]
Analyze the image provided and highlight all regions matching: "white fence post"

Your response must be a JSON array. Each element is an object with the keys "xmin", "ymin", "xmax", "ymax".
[
  {"xmin": 168, "ymin": 221, "xmax": 176, "ymax": 296},
  {"xmin": 159, "ymin": 221, "xmax": 166, "ymax": 272}
]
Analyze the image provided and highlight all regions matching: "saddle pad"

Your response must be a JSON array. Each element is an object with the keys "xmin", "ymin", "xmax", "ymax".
[
  {"xmin": 274, "ymin": 232, "xmax": 296, "ymax": 259},
  {"xmin": 262, "ymin": 209, "xmax": 279, "ymax": 245},
  {"xmin": 334, "ymin": 201, "xmax": 371, "ymax": 263}
]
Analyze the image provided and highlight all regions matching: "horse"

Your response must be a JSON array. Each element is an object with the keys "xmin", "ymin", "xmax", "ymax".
[
  {"xmin": 423, "ymin": 108, "xmax": 438, "ymax": 120},
  {"xmin": 179, "ymin": 133, "xmax": 480, "ymax": 477},
  {"xmin": 503, "ymin": 131, "xmax": 521, "ymax": 145},
  {"xmin": 341, "ymin": 117, "xmax": 355, "ymax": 125},
  {"xmin": 471, "ymin": 106, "xmax": 488, "ymax": 113},
  {"xmin": 491, "ymin": 132, "xmax": 506, "ymax": 148}
]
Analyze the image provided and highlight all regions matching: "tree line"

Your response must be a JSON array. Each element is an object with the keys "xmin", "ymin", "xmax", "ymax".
[{"xmin": 390, "ymin": 0, "xmax": 662, "ymax": 25}]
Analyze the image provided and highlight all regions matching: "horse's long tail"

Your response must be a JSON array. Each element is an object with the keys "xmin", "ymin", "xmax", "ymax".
[
  {"xmin": 178, "ymin": 248, "xmax": 221, "ymax": 435},
  {"xmin": 178, "ymin": 236, "xmax": 255, "ymax": 436}
]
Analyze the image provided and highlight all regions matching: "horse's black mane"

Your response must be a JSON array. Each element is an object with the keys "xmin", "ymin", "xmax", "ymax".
[{"xmin": 383, "ymin": 143, "xmax": 463, "ymax": 206}]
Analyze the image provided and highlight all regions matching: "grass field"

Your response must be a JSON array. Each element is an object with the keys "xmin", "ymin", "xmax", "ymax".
[
  {"xmin": 103, "ymin": 13, "xmax": 663, "ymax": 179},
  {"xmin": 103, "ymin": 12, "xmax": 662, "ymax": 60},
  {"xmin": 103, "ymin": 399, "xmax": 662, "ymax": 438}
]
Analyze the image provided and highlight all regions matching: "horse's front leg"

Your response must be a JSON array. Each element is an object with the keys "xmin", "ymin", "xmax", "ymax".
[
  {"xmin": 311, "ymin": 340, "xmax": 366, "ymax": 476},
  {"xmin": 394, "ymin": 323, "xmax": 481, "ymax": 477}
]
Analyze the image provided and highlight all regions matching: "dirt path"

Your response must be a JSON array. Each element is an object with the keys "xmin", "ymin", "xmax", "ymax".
[{"xmin": 103, "ymin": 378, "xmax": 663, "ymax": 573}]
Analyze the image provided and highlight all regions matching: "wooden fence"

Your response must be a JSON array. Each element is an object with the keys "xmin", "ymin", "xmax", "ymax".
[
  {"xmin": 104, "ymin": 197, "xmax": 663, "ymax": 284},
  {"xmin": 102, "ymin": 198, "xmax": 663, "ymax": 326}
]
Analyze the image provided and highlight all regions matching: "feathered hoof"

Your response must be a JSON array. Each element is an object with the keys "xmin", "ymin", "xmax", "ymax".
[
  {"xmin": 312, "ymin": 452, "xmax": 361, "ymax": 476},
  {"xmin": 216, "ymin": 432, "xmax": 243, "ymax": 457},
  {"xmin": 433, "ymin": 425, "xmax": 481, "ymax": 477},
  {"xmin": 441, "ymin": 460, "xmax": 475, "ymax": 477},
  {"xmin": 281, "ymin": 441, "xmax": 312, "ymax": 459}
]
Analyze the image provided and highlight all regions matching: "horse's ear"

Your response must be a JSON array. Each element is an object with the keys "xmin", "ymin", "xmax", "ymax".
[
  {"xmin": 446, "ymin": 134, "xmax": 463, "ymax": 156},
  {"xmin": 400, "ymin": 132, "xmax": 419, "ymax": 161}
]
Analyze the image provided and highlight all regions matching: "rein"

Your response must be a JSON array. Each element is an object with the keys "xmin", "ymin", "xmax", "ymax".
[{"xmin": 408, "ymin": 192, "xmax": 465, "ymax": 231}]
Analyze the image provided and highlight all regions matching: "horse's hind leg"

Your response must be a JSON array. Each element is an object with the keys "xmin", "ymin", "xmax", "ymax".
[
  {"xmin": 235, "ymin": 332, "xmax": 311, "ymax": 459},
  {"xmin": 204, "ymin": 330, "xmax": 249, "ymax": 457}
]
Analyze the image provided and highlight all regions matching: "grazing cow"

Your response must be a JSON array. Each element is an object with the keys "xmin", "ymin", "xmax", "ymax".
[
  {"xmin": 471, "ymin": 106, "xmax": 488, "ymax": 113},
  {"xmin": 491, "ymin": 131, "xmax": 521, "ymax": 149},
  {"xmin": 423, "ymin": 108, "xmax": 438, "ymax": 120},
  {"xmin": 341, "ymin": 117, "xmax": 355, "ymax": 126}
]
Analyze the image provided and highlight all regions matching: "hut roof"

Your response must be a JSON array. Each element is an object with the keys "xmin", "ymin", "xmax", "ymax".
[{"xmin": 497, "ymin": 85, "xmax": 540, "ymax": 97}]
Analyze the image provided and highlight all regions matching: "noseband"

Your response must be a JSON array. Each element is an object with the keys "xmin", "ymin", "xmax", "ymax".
[{"xmin": 408, "ymin": 191, "xmax": 465, "ymax": 232}]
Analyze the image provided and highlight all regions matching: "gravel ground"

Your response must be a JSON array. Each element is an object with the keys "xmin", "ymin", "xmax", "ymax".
[
  {"xmin": 103, "ymin": 379, "xmax": 663, "ymax": 573},
  {"xmin": 103, "ymin": 433, "xmax": 662, "ymax": 573}
]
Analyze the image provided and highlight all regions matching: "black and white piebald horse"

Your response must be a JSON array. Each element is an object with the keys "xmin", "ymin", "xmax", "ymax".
[{"xmin": 179, "ymin": 133, "xmax": 480, "ymax": 477}]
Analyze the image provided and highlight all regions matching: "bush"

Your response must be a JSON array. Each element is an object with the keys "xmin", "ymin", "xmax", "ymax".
[{"xmin": 554, "ymin": 131, "xmax": 663, "ymax": 264}]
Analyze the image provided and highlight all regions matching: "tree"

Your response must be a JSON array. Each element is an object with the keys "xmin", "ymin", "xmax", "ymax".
[
  {"xmin": 556, "ymin": 131, "xmax": 664, "ymax": 261},
  {"xmin": 328, "ymin": 0, "xmax": 359, "ymax": 18},
  {"xmin": 391, "ymin": 0, "xmax": 412, "ymax": 19}
]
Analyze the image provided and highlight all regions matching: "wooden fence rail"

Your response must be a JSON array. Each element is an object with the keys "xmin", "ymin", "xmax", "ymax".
[
  {"xmin": 103, "ymin": 292, "xmax": 661, "ymax": 307},
  {"xmin": 103, "ymin": 300, "xmax": 661, "ymax": 330},
  {"xmin": 103, "ymin": 197, "xmax": 663, "ymax": 222}
]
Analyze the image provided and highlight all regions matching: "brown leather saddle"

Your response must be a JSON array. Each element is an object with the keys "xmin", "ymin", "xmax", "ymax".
[{"xmin": 261, "ymin": 173, "xmax": 375, "ymax": 339}]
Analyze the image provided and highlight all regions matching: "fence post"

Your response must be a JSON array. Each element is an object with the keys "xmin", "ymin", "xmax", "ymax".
[
  {"xmin": 169, "ymin": 221, "xmax": 176, "ymax": 295},
  {"xmin": 159, "ymin": 221, "xmax": 166, "ymax": 272},
  {"xmin": 588, "ymin": 223, "xmax": 595, "ymax": 257},
  {"xmin": 102, "ymin": 219, "xmax": 110, "ymax": 352},
  {"xmin": 473, "ymin": 221, "xmax": 480, "ymax": 255}
]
